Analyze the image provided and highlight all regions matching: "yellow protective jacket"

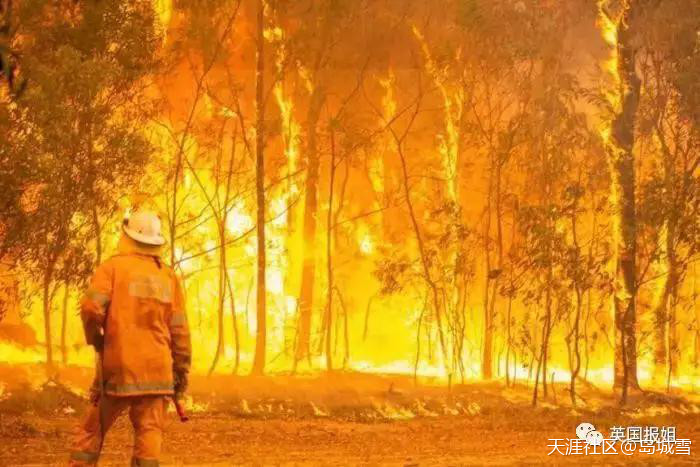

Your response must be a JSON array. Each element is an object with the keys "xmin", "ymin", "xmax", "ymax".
[{"xmin": 80, "ymin": 235, "xmax": 191, "ymax": 397}]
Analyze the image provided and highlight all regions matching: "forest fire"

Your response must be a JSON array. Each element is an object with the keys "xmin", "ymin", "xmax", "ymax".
[{"xmin": 1, "ymin": 0, "xmax": 700, "ymax": 464}]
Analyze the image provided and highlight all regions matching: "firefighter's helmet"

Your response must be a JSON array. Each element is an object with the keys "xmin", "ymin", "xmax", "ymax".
[{"xmin": 123, "ymin": 210, "xmax": 166, "ymax": 246}]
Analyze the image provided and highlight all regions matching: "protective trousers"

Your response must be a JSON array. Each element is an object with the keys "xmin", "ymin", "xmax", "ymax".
[{"xmin": 69, "ymin": 395, "xmax": 166, "ymax": 466}]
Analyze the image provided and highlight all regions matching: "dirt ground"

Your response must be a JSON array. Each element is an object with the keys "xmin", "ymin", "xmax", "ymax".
[{"xmin": 1, "ymin": 364, "xmax": 699, "ymax": 466}]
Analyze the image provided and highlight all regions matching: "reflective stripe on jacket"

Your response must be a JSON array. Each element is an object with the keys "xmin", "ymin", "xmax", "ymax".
[{"xmin": 80, "ymin": 235, "xmax": 191, "ymax": 397}]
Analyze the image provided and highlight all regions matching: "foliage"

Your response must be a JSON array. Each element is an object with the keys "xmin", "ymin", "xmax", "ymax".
[
  {"xmin": 3, "ymin": 1, "xmax": 159, "ymax": 274},
  {"xmin": 0, "ymin": 1, "xmax": 160, "ymax": 366}
]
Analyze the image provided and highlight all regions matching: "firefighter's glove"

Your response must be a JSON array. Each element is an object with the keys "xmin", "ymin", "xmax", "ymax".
[
  {"xmin": 173, "ymin": 371, "xmax": 188, "ymax": 399},
  {"xmin": 88, "ymin": 378, "xmax": 101, "ymax": 406},
  {"xmin": 91, "ymin": 334, "xmax": 104, "ymax": 353},
  {"xmin": 83, "ymin": 321, "xmax": 104, "ymax": 352}
]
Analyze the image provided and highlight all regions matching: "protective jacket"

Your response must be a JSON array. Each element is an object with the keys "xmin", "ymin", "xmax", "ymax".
[{"xmin": 80, "ymin": 235, "xmax": 191, "ymax": 397}]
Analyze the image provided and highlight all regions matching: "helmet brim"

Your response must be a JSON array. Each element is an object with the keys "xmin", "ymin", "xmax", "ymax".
[{"xmin": 123, "ymin": 225, "xmax": 166, "ymax": 246}]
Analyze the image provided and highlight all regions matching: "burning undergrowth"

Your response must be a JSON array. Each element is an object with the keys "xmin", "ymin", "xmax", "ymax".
[
  {"xmin": 203, "ymin": 393, "xmax": 484, "ymax": 423},
  {"xmin": 183, "ymin": 372, "xmax": 497, "ymax": 423},
  {"xmin": 1, "ymin": 364, "xmax": 699, "ymax": 426},
  {"xmin": 0, "ymin": 379, "xmax": 85, "ymax": 416}
]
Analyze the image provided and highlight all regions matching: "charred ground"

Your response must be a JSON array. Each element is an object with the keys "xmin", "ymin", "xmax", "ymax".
[{"xmin": 1, "ymin": 364, "xmax": 699, "ymax": 466}]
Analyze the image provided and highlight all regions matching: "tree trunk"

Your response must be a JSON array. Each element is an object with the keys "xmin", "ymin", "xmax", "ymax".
[
  {"xmin": 482, "ymin": 281, "xmax": 493, "ymax": 379},
  {"xmin": 482, "ymin": 157, "xmax": 504, "ymax": 380},
  {"xmin": 482, "ymin": 173, "xmax": 494, "ymax": 380},
  {"xmin": 570, "ymin": 288, "xmax": 583, "ymax": 406},
  {"xmin": 604, "ymin": 0, "xmax": 642, "ymax": 399},
  {"xmin": 583, "ymin": 198, "xmax": 599, "ymax": 383},
  {"xmin": 542, "ymin": 269, "xmax": 552, "ymax": 399},
  {"xmin": 653, "ymin": 272, "xmax": 671, "ymax": 384},
  {"xmin": 324, "ymin": 127, "xmax": 337, "ymax": 372},
  {"xmin": 334, "ymin": 287, "xmax": 349, "ymax": 369},
  {"xmin": 693, "ymin": 267, "xmax": 699, "ymax": 371},
  {"xmin": 668, "ymin": 279, "xmax": 679, "ymax": 384},
  {"xmin": 251, "ymin": 0, "xmax": 267, "ymax": 376},
  {"xmin": 208, "ymin": 223, "xmax": 227, "ymax": 375},
  {"xmin": 532, "ymin": 330, "xmax": 544, "ymax": 407},
  {"xmin": 224, "ymin": 129, "xmax": 240, "ymax": 375},
  {"xmin": 653, "ymin": 158, "xmax": 678, "ymax": 385},
  {"xmin": 92, "ymin": 205, "xmax": 102, "ymax": 266},
  {"xmin": 170, "ymin": 142, "xmax": 182, "ymax": 267},
  {"xmin": 505, "ymin": 291, "xmax": 513, "ymax": 386},
  {"xmin": 61, "ymin": 281, "xmax": 69, "ymax": 366},
  {"xmin": 42, "ymin": 266, "xmax": 55, "ymax": 371},
  {"xmin": 225, "ymin": 268, "xmax": 240, "ymax": 375},
  {"xmin": 569, "ymin": 174, "xmax": 583, "ymax": 406},
  {"xmin": 505, "ymin": 200, "xmax": 518, "ymax": 386},
  {"xmin": 294, "ymin": 88, "xmax": 324, "ymax": 366}
]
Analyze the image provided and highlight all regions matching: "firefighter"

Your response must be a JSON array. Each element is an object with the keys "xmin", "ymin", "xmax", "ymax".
[{"xmin": 69, "ymin": 210, "xmax": 191, "ymax": 467}]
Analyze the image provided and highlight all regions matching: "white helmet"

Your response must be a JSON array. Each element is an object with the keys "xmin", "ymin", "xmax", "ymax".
[{"xmin": 123, "ymin": 210, "xmax": 166, "ymax": 246}]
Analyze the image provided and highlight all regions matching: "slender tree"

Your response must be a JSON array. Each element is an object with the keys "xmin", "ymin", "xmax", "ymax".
[{"xmin": 251, "ymin": 0, "xmax": 267, "ymax": 375}]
